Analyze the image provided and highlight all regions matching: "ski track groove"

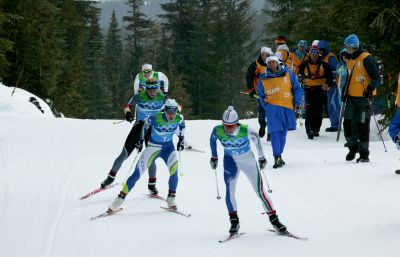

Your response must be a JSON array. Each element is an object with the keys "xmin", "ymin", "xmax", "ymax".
[{"xmin": 43, "ymin": 124, "xmax": 113, "ymax": 257}]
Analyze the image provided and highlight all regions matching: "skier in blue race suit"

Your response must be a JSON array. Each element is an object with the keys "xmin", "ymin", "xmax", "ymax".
[{"xmin": 108, "ymin": 99, "xmax": 185, "ymax": 212}]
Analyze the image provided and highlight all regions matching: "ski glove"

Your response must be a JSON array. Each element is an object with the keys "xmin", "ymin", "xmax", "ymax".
[
  {"xmin": 177, "ymin": 137, "xmax": 184, "ymax": 151},
  {"xmin": 363, "ymin": 85, "xmax": 374, "ymax": 98},
  {"xmin": 259, "ymin": 157, "xmax": 267, "ymax": 169},
  {"xmin": 135, "ymin": 140, "xmax": 143, "ymax": 152},
  {"xmin": 395, "ymin": 136, "xmax": 400, "ymax": 150},
  {"xmin": 210, "ymin": 157, "xmax": 218, "ymax": 169},
  {"xmin": 125, "ymin": 111, "xmax": 134, "ymax": 123}
]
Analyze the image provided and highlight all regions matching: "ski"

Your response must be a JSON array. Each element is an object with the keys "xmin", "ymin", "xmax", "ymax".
[
  {"xmin": 218, "ymin": 232, "xmax": 246, "ymax": 243},
  {"xmin": 268, "ymin": 229, "xmax": 308, "ymax": 241},
  {"xmin": 160, "ymin": 207, "xmax": 191, "ymax": 217},
  {"xmin": 90, "ymin": 208, "xmax": 123, "ymax": 221},
  {"xmin": 185, "ymin": 145, "xmax": 205, "ymax": 153},
  {"xmin": 79, "ymin": 183, "xmax": 120, "ymax": 200},
  {"xmin": 147, "ymin": 194, "xmax": 167, "ymax": 202}
]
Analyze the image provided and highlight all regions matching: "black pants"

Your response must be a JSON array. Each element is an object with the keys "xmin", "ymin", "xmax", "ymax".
[{"xmin": 304, "ymin": 86, "xmax": 326, "ymax": 134}]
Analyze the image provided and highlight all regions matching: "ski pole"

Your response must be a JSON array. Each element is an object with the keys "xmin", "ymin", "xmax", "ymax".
[
  {"xmin": 179, "ymin": 151, "xmax": 184, "ymax": 177},
  {"xmin": 260, "ymin": 168, "xmax": 273, "ymax": 193},
  {"xmin": 11, "ymin": 68, "xmax": 24, "ymax": 97},
  {"xmin": 368, "ymin": 98, "xmax": 388, "ymax": 152},
  {"xmin": 122, "ymin": 150, "xmax": 141, "ymax": 186},
  {"xmin": 113, "ymin": 120, "xmax": 124, "ymax": 125},
  {"xmin": 213, "ymin": 169, "xmax": 221, "ymax": 200}
]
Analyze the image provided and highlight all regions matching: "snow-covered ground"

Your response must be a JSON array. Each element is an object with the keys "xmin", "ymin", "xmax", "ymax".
[{"xmin": 1, "ymin": 85, "xmax": 399, "ymax": 257}]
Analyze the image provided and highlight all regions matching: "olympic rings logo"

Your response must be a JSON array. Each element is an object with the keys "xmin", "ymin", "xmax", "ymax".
[
  {"xmin": 139, "ymin": 100, "xmax": 163, "ymax": 110},
  {"xmin": 220, "ymin": 137, "xmax": 247, "ymax": 148},
  {"xmin": 155, "ymin": 122, "xmax": 178, "ymax": 133}
]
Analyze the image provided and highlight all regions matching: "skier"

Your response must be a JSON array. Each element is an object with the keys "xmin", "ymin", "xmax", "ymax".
[
  {"xmin": 388, "ymin": 73, "xmax": 400, "ymax": 174},
  {"xmin": 209, "ymin": 106, "xmax": 287, "ymax": 236},
  {"xmin": 341, "ymin": 34, "xmax": 380, "ymax": 163},
  {"xmin": 318, "ymin": 40, "xmax": 340, "ymax": 132},
  {"xmin": 245, "ymin": 46, "xmax": 274, "ymax": 138},
  {"xmin": 298, "ymin": 47, "xmax": 333, "ymax": 139},
  {"xmin": 100, "ymin": 78, "xmax": 167, "ymax": 195},
  {"xmin": 134, "ymin": 64, "xmax": 169, "ymax": 95},
  {"xmin": 257, "ymin": 56, "xmax": 303, "ymax": 168},
  {"xmin": 108, "ymin": 99, "xmax": 185, "ymax": 212}
]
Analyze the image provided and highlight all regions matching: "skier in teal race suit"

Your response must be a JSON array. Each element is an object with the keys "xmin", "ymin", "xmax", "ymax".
[
  {"xmin": 108, "ymin": 99, "xmax": 185, "ymax": 212},
  {"xmin": 210, "ymin": 106, "xmax": 287, "ymax": 236}
]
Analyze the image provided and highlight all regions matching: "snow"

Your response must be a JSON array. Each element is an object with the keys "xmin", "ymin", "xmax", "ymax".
[{"xmin": 0, "ymin": 88, "xmax": 399, "ymax": 257}]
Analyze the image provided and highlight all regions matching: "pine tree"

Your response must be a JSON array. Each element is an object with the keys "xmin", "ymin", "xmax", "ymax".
[
  {"xmin": 104, "ymin": 10, "xmax": 123, "ymax": 118},
  {"xmin": 80, "ymin": 2, "xmax": 111, "ymax": 118}
]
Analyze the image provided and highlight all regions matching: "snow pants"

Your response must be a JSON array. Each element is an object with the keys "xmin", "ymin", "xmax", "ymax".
[
  {"xmin": 304, "ymin": 86, "xmax": 325, "ymax": 134},
  {"xmin": 327, "ymin": 85, "xmax": 339, "ymax": 129},
  {"xmin": 122, "ymin": 142, "xmax": 179, "ymax": 195},
  {"xmin": 223, "ymin": 151, "xmax": 275, "ymax": 215},
  {"xmin": 270, "ymin": 130, "xmax": 287, "ymax": 158}
]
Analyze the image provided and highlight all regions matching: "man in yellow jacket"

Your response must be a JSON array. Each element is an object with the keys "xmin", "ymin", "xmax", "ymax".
[{"xmin": 342, "ymin": 34, "xmax": 380, "ymax": 163}]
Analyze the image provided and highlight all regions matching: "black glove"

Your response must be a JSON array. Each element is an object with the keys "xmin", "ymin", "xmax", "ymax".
[
  {"xmin": 363, "ymin": 86, "xmax": 374, "ymax": 98},
  {"xmin": 177, "ymin": 137, "xmax": 184, "ymax": 151},
  {"xmin": 259, "ymin": 157, "xmax": 267, "ymax": 169},
  {"xmin": 210, "ymin": 157, "xmax": 218, "ymax": 169},
  {"xmin": 249, "ymin": 90, "xmax": 256, "ymax": 98},
  {"xmin": 125, "ymin": 111, "xmax": 134, "ymax": 122},
  {"xmin": 135, "ymin": 140, "xmax": 143, "ymax": 152}
]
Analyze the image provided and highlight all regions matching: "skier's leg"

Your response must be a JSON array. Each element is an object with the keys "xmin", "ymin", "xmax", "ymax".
[
  {"xmin": 237, "ymin": 152, "xmax": 275, "ymax": 214},
  {"xmin": 270, "ymin": 131, "xmax": 282, "ymax": 158},
  {"xmin": 121, "ymin": 146, "xmax": 161, "ymax": 195},
  {"xmin": 160, "ymin": 143, "xmax": 179, "ymax": 209},
  {"xmin": 223, "ymin": 155, "xmax": 240, "ymax": 214}
]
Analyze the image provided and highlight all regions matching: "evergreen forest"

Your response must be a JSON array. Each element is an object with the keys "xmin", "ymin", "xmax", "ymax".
[{"xmin": 0, "ymin": 0, "xmax": 399, "ymax": 122}]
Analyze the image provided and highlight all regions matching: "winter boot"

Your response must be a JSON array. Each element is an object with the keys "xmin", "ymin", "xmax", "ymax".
[
  {"xmin": 148, "ymin": 178, "xmax": 158, "ymax": 195},
  {"xmin": 229, "ymin": 212, "xmax": 240, "ymax": 235},
  {"xmin": 269, "ymin": 214, "xmax": 287, "ymax": 233},
  {"xmin": 307, "ymin": 130, "xmax": 314, "ymax": 140},
  {"xmin": 356, "ymin": 152, "xmax": 369, "ymax": 163},
  {"xmin": 108, "ymin": 192, "xmax": 126, "ymax": 213},
  {"xmin": 273, "ymin": 156, "xmax": 285, "ymax": 169},
  {"xmin": 101, "ymin": 170, "xmax": 117, "ymax": 188},
  {"xmin": 259, "ymin": 124, "xmax": 266, "ymax": 138},
  {"xmin": 395, "ymin": 170, "xmax": 400, "ymax": 175},
  {"xmin": 346, "ymin": 145, "xmax": 358, "ymax": 161},
  {"xmin": 167, "ymin": 192, "xmax": 177, "ymax": 210},
  {"xmin": 314, "ymin": 131, "xmax": 320, "ymax": 137},
  {"xmin": 325, "ymin": 127, "xmax": 338, "ymax": 132}
]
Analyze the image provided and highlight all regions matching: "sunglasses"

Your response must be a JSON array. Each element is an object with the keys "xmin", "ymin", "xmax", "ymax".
[
  {"xmin": 223, "ymin": 123, "xmax": 237, "ymax": 129},
  {"xmin": 143, "ymin": 70, "xmax": 152, "ymax": 74}
]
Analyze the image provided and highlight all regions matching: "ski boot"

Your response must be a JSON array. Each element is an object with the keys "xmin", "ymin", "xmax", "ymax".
[
  {"xmin": 269, "ymin": 214, "xmax": 287, "ymax": 233},
  {"xmin": 101, "ymin": 170, "xmax": 116, "ymax": 188},
  {"xmin": 108, "ymin": 192, "xmax": 126, "ymax": 213},
  {"xmin": 148, "ymin": 178, "xmax": 158, "ymax": 195},
  {"xmin": 356, "ymin": 152, "xmax": 369, "ymax": 163},
  {"xmin": 229, "ymin": 212, "xmax": 240, "ymax": 235},
  {"xmin": 325, "ymin": 127, "xmax": 338, "ymax": 132},
  {"xmin": 167, "ymin": 192, "xmax": 177, "ymax": 210},
  {"xmin": 395, "ymin": 170, "xmax": 400, "ymax": 175}
]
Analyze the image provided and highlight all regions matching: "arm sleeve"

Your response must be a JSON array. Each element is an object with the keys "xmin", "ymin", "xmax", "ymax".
[
  {"xmin": 256, "ymin": 76, "xmax": 268, "ymax": 110},
  {"xmin": 176, "ymin": 116, "xmax": 185, "ymax": 138},
  {"xmin": 363, "ymin": 56, "xmax": 380, "ymax": 89},
  {"xmin": 389, "ymin": 108, "xmax": 400, "ymax": 142},
  {"xmin": 248, "ymin": 127, "xmax": 264, "ymax": 159},
  {"xmin": 158, "ymin": 72, "xmax": 169, "ymax": 93},
  {"xmin": 322, "ymin": 61, "xmax": 333, "ymax": 87},
  {"xmin": 246, "ymin": 62, "xmax": 257, "ymax": 89},
  {"xmin": 289, "ymin": 70, "xmax": 303, "ymax": 106},
  {"xmin": 133, "ymin": 74, "xmax": 140, "ymax": 94},
  {"xmin": 328, "ymin": 56, "xmax": 338, "ymax": 85},
  {"xmin": 210, "ymin": 127, "xmax": 218, "ymax": 157}
]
